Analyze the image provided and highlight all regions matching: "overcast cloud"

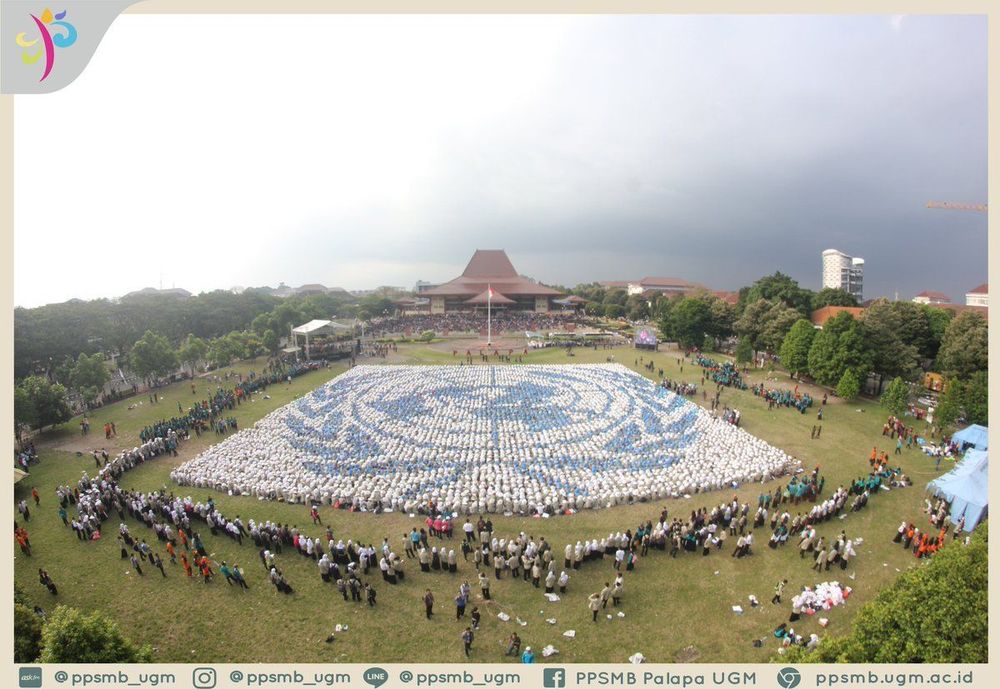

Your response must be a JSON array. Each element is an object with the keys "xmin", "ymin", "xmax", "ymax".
[{"xmin": 14, "ymin": 14, "xmax": 987, "ymax": 307}]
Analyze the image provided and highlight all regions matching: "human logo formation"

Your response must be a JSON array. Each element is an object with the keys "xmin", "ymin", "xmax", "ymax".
[{"xmin": 171, "ymin": 364, "xmax": 797, "ymax": 514}]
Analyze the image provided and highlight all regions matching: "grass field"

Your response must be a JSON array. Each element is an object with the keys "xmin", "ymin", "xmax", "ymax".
[{"xmin": 13, "ymin": 343, "xmax": 947, "ymax": 663}]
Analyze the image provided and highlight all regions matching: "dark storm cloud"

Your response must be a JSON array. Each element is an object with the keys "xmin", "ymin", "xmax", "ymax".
[
  {"xmin": 280, "ymin": 14, "xmax": 986, "ymax": 300},
  {"xmin": 16, "ymin": 14, "xmax": 986, "ymax": 306}
]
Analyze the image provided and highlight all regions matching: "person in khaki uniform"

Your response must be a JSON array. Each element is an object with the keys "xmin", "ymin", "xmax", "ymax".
[
  {"xmin": 588, "ymin": 592, "xmax": 602, "ymax": 621},
  {"xmin": 599, "ymin": 582, "xmax": 611, "ymax": 609}
]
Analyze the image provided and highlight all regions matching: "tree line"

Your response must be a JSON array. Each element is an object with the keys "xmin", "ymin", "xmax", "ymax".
[
  {"xmin": 14, "ymin": 288, "xmax": 401, "ymax": 380},
  {"xmin": 14, "ymin": 272, "xmax": 987, "ymax": 435},
  {"xmin": 581, "ymin": 271, "xmax": 986, "ymax": 427}
]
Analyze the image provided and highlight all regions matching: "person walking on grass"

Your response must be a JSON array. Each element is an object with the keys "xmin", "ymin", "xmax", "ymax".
[
  {"xmin": 612, "ymin": 573, "xmax": 623, "ymax": 606},
  {"xmin": 772, "ymin": 579, "xmax": 787, "ymax": 605},
  {"xmin": 461, "ymin": 627, "xmax": 474, "ymax": 657},
  {"xmin": 232, "ymin": 563, "xmax": 249, "ymax": 590},
  {"xmin": 424, "ymin": 589, "xmax": 435, "ymax": 619},
  {"xmin": 38, "ymin": 568, "xmax": 58, "ymax": 595},
  {"xmin": 455, "ymin": 591, "xmax": 467, "ymax": 620}
]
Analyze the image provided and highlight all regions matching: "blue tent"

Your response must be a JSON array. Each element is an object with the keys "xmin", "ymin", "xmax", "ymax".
[
  {"xmin": 950, "ymin": 424, "xmax": 988, "ymax": 451},
  {"xmin": 927, "ymin": 449, "xmax": 989, "ymax": 532}
]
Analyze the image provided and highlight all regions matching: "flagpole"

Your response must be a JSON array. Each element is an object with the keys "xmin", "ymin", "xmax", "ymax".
[{"xmin": 487, "ymin": 283, "xmax": 492, "ymax": 346}]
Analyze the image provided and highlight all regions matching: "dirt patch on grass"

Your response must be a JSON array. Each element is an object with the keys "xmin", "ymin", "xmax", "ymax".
[
  {"xmin": 426, "ymin": 336, "xmax": 530, "ymax": 353},
  {"xmin": 48, "ymin": 432, "xmax": 120, "ymax": 456}
]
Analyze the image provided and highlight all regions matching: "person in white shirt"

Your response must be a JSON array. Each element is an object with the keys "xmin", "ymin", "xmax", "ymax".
[{"xmin": 558, "ymin": 570, "xmax": 569, "ymax": 593}]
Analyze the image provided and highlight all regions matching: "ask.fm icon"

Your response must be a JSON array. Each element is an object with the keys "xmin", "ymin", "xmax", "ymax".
[{"xmin": 15, "ymin": 8, "xmax": 78, "ymax": 82}]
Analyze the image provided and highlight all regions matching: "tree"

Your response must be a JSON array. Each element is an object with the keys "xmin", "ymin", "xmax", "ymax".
[
  {"xmin": 207, "ymin": 335, "xmax": 245, "ymax": 370},
  {"xmin": 741, "ymin": 272, "xmax": 814, "ymax": 319},
  {"xmin": 780, "ymin": 526, "xmax": 987, "ymax": 663},
  {"xmin": 602, "ymin": 289, "xmax": 628, "ymax": 307},
  {"xmin": 880, "ymin": 377, "xmax": 910, "ymax": 416},
  {"xmin": 357, "ymin": 295, "xmax": 394, "ymax": 320},
  {"xmin": 16, "ymin": 376, "xmax": 72, "ymax": 431},
  {"xmin": 778, "ymin": 319, "xmax": 816, "ymax": 375},
  {"xmin": 923, "ymin": 307, "xmax": 953, "ymax": 362},
  {"xmin": 835, "ymin": 368, "xmax": 861, "ymax": 400},
  {"xmin": 759, "ymin": 303, "xmax": 804, "ymax": 354},
  {"xmin": 934, "ymin": 378, "xmax": 964, "ymax": 433},
  {"xmin": 704, "ymin": 295, "xmax": 736, "ymax": 340},
  {"xmin": 963, "ymin": 370, "xmax": 988, "ymax": 426},
  {"xmin": 604, "ymin": 304, "xmax": 626, "ymax": 319},
  {"xmin": 261, "ymin": 328, "xmax": 280, "ymax": 354},
  {"xmin": 807, "ymin": 312, "xmax": 872, "ymax": 387},
  {"xmin": 229, "ymin": 330, "xmax": 262, "ymax": 358},
  {"xmin": 177, "ymin": 334, "xmax": 208, "ymax": 376},
  {"xmin": 14, "ymin": 603, "xmax": 43, "ymax": 663},
  {"xmin": 830, "ymin": 326, "xmax": 874, "ymax": 386},
  {"xmin": 626, "ymin": 298, "xmax": 650, "ymax": 322},
  {"xmin": 51, "ymin": 355, "xmax": 77, "ymax": 387},
  {"xmin": 701, "ymin": 334, "xmax": 715, "ymax": 353},
  {"xmin": 70, "ymin": 352, "xmax": 110, "ymax": 406},
  {"xmin": 668, "ymin": 298, "xmax": 712, "ymax": 349},
  {"xmin": 735, "ymin": 336, "xmax": 754, "ymax": 364},
  {"xmin": 129, "ymin": 331, "xmax": 178, "ymax": 384},
  {"xmin": 891, "ymin": 301, "xmax": 938, "ymax": 363},
  {"xmin": 39, "ymin": 606, "xmax": 152, "ymax": 663},
  {"xmin": 812, "ymin": 287, "xmax": 858, "ymax": 310},
  {"xmin": 733, "ymin": 298, "xmax": 773, "ymax": 351},
  {"xmin": 14, "ymin": 386, "xmax": 35, "ymax": 444},
  {"xmin": 736, "ymin": 299, "xmax": 800, "ymax": 354},
  {"xmin": 861, "ymin": 300, "xmax": 920, "ymax": 380},
  {"xmin": 936, "ymin": 311, "xmax": 988, "ymax": 379}
]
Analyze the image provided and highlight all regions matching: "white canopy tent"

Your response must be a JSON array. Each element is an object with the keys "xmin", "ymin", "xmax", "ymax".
[{"xmin": 290, "ymin": 320, "xmax": 353, "ymax": 358}]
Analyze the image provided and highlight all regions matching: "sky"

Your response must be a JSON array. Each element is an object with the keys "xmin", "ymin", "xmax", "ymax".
[{"xmin": 14, "ymin": 14, "xmax": 988, "ymax": 308}]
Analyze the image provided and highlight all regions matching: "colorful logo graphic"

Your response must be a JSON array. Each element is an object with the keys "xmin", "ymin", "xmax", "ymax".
[{"xmin": 15, "ymin": 8, "xmax": 78, "ymax": 82}]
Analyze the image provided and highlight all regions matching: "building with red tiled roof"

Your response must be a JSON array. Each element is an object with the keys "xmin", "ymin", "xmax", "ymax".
[
  {"xmin": 712, "ymin": 291, "xmax": 740, "ymax": 305},
  {"xmin": 810, "ymin": 306, "xmax": 865, "ymax": 329},
  {"xmin": 937, "ymin": 303, "xmax": 989, "ymax": 322},
  {"xmin": 965, "ymin": 283, "xmax": 988, "ymax": 308},
  {"xmin": 421, "ymin": 250, "xmax": 561, "ymax": 313},
  {"xmin": 912, "ymin": 290, "xmax": 952, "ymax": 305},
  {"xmin": 627, "ymin": 277, "xmax": 699, "ymax": 296}
]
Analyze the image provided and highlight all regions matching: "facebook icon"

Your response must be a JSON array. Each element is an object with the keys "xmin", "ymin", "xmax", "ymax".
[{"xmin": 543, "ymin": 668, "xmax": 566, "ymax": 688}]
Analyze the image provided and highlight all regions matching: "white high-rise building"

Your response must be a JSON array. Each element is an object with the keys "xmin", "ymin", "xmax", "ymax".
[{"xmin": 821, "ymin": 249, "xmax": 864, "ymax": 301}]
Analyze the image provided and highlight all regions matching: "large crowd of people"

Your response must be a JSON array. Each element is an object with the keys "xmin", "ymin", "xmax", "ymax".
[
  {"xmin": 171, "ymin": 364, "xmax": 797, "ymax": 514},
  {"xmin": 18, "ymin": 320, "xmax": 983, "ymax": 662},
  {"xmin": 366, "ymin": 312, "xmax": 589, "ymax": 339}
]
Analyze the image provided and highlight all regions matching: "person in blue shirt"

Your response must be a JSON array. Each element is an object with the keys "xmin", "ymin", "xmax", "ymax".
[{"xmin": 521, "ymin": 646, "xmax": 535, "ymax": 663}]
